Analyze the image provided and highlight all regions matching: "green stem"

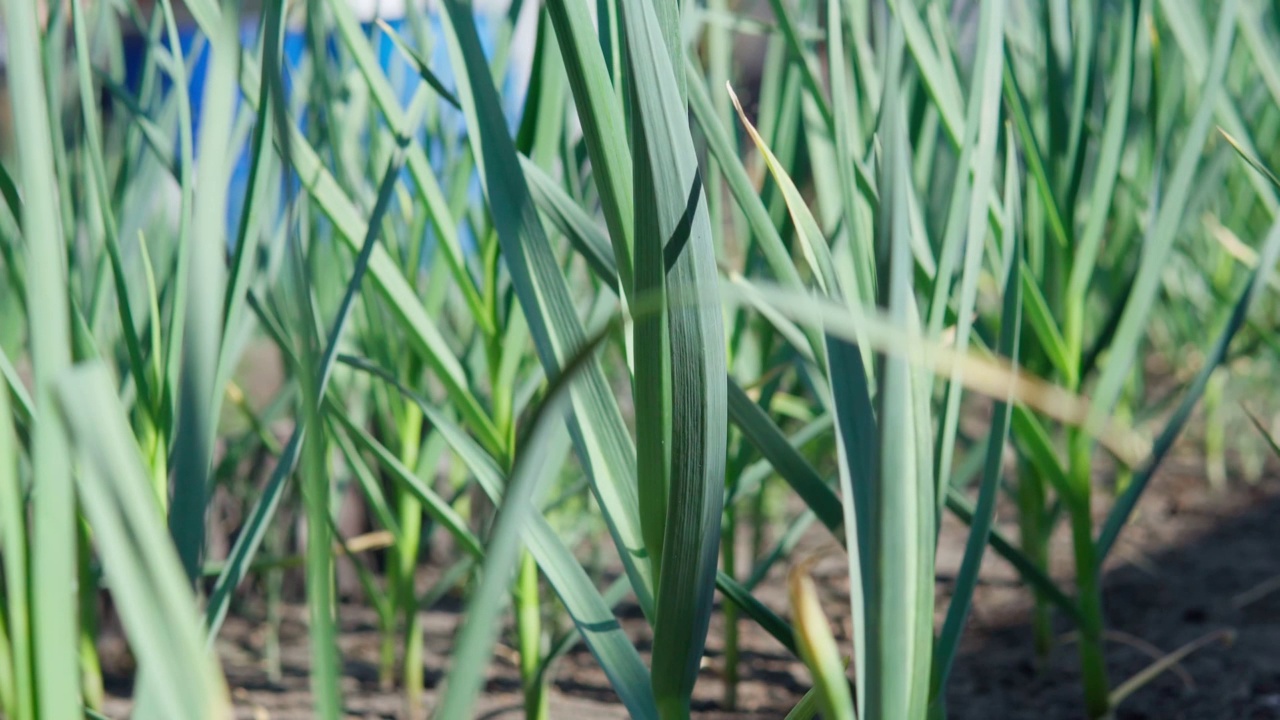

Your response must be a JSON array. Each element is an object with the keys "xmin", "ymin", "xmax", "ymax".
[
  {"xmin": 139, "ymin": 412, "xmax": 168, "ymax": 515},
  {"xmin": 77, "ymin": 520, "xmax": 103, "ymax": 711},
  {"xmin": 1204, "ymin": 369, "xmax": 1226, "ymax": 491},
  {"xmin": 657, "ymin": 695, "xmax": 691, "ymax": 720},
  {"xmin": 517, "ymin": 551, "xmax": 548, "ymax": 720},
  {"xmin": 1112, "ymin": 374, "xmax": 1137, "ymax": 496},
  {"xmin": 721, "ymin": 504, "xmax": 739, "ymax": 711},
  {"xmin": 395, "ymin": 408, "xmax": 425, "ymax": 717},
  {"xmin": 265, "ymin": 529, "xmax": 284, "ymax": 684},
  {"xmin": 400, "ymin": 513, "xmax": 424, "ymax": 717},
  {"xmin": 1017, "ymin": 462, "xmax": 1053, "ymax": 663},
  {"xmin": 751, "ymin": 478, "xmax": 768, "ymax": 563},
  {"xmin": 301, "ymin": 430, "xmax": 340, "ymax": 720},
  {"xmin": 0, "ymin": 608, "xmax": 14, "ymax": 720},
  {"xmin": 378, "ymin": 619, "xmax": 396, "ymax": 690},
  {"xmin": 1067, "ymin": 431, "xmax": 1110, "ymax": 719}
]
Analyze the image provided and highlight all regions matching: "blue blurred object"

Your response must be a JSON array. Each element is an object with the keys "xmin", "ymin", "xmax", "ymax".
[{"xmin": 121, "ymin": 12, "xmax": 519, "ymax": 242}]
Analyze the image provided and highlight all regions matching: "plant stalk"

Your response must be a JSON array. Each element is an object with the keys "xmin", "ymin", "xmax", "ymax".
[
  {"xmin": 1067, "ymin": 431, "xmax": 1109, "ymax": 719},
  {"xmin": 1017, "ymin": 461, "xmax": 1053, "ymax": 662},
  {"xmin": 395, "ymin": 407, "xmax": 426, "ymax": 717},
  {"xmin": 721, "ymin": 503, "xmax": 739, "ymax": 710},
  {"xmin": 517, "ymin": 551, "xmax": 549, "ymax": 720}
]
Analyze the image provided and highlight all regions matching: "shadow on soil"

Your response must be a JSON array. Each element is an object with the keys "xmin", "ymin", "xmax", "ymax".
[{"xmin": 945, "ymin": 476, "xmax": 1280, "ymax": 720}]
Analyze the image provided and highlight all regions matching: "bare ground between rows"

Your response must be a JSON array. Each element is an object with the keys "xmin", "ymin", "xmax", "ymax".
[{"xmin": 100, "ymin": 453, "xmax": 1280, "ymax": 719}]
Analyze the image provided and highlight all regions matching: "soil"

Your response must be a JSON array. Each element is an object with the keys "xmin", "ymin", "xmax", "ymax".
[{"xmin": 99, "ymin": 447, "xmax": 1280, "ymax": 719}]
